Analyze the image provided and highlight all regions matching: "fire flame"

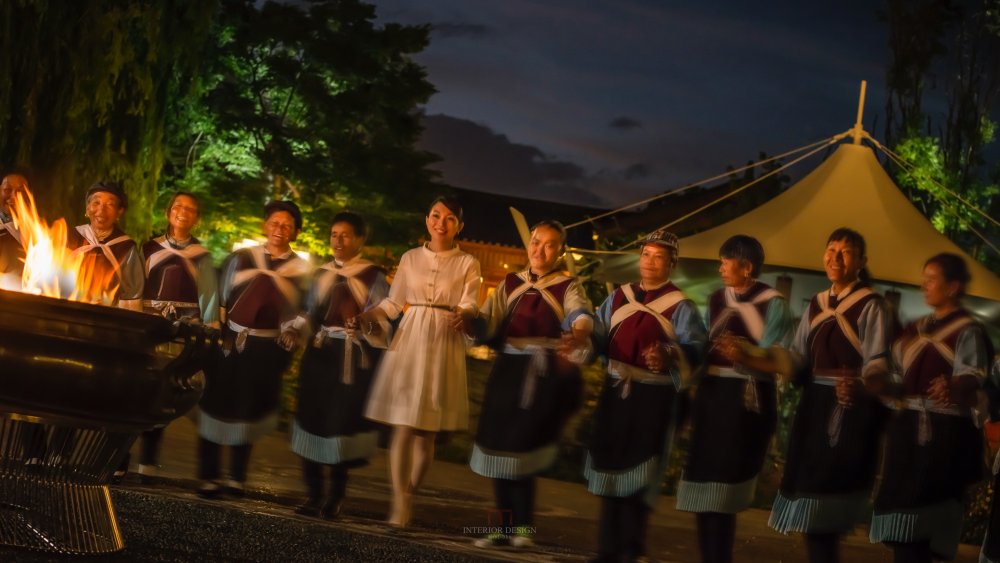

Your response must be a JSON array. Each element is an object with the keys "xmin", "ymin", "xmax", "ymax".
[{"xmin": 11, "ymin": 189, "xmax": 118, "ymax": 303}]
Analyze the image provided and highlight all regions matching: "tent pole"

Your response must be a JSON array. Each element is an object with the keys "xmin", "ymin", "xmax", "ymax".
[{"xmin": 852, "ymin": 80, "xmax": 867, "ymax": 145}]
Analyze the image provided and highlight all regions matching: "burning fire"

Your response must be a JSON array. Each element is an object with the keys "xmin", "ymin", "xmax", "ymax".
[{"xmin": 9, "ymin": 189, "xmax": 118, "ymax": 303}]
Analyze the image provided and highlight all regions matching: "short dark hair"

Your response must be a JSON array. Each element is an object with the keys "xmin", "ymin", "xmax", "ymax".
[
  {"xmin": 165, "ymin": 191, "xmax": 200, "ymax": 215},
  {"xmin": 86, "ymin": 181, "xmax": 127, "ymax": 209},
  {"xmin": 826, "ymin": 227, "xmax": 870, "ymax": 283},
  {"xmin": 925, "ymin": 252, "xmax": 971, "ymax": 297},
  {"xmin": 719, "ymin": 234, "xmax": 764, "ymax": 278},
  {"xmin": 428, "ymin": 195, "xmax": 463, "ymax": 222},
  {"xmin": 331, "ymin": 211, "xmax": 366, "ymax": 238},
  {"xmin": 530, "ymin": 219, "xmax": 567, "ymax": 246},
  {"xmin": 264, "ymin": 200, "xmax": 302, "ymax": 230}
]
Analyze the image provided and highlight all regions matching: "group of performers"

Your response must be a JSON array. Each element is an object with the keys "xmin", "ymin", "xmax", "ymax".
[{"xmin": 3, "ymin": 172, "xmax": 1000, "ymax": 563}]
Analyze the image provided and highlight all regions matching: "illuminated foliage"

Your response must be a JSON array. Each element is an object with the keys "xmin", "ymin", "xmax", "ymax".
[
  {"xmin": 159, "ymin": 0, "xmax": 442, "ymax": 259},
  {"xmin": 883, "ymin": 0, "xmax": 1000, "ymax": 265},
  {"xmin": 0, "ymin": 0, "xmax": 217, "ymax": 236}
]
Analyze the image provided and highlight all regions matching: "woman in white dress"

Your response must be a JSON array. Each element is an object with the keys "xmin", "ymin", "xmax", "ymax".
[{"xmin": 358, "ymin": 196, "xmax": 481, "ymax": 528}]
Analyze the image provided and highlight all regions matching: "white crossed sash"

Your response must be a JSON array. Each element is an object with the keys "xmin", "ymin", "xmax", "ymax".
[
  {"xmin": 709, "ymin": 286, "xmax": 782, "ymax": 342},
  {"xmin": 314, "ymin": 258, "xmax": 373, "ymax": 313},
  {"xmin": 231, "ymin": 244, "xmax": 308, "ymax": 307},
  {"xmin": 607, "ymin": 284, "xmax": 689, "ymax": 396},
  {"xmin": 146, "ymin": 236, "xmax": 209, "ymax": 284},
  {"xmin": 506, "ymin": 271, "xmax": 567, "ymax": 322},
  {"xmin": 609, "ymin": 284, "xmax": 685, "ymax": 341},
  {"xmin": 71, "ymin": 225, "xmax": 131, "ymax": 274},
  {"xmin": 898, "ymin": 315, "xmax": 974, "ymax": 374},
  {"xmin": 809, "ymin": 286, "xmax": 874, "ymax": 356},
  {"xmin": 894, "ymin": 314, "xmax": 975, "ymax": 446},
  {"xmin": 309, "ymin": 258, "xmax": 378, "ymax": 384},
  {"xmin": 1, "ymin": 221, "xmax": 21, "ymax": 246}
]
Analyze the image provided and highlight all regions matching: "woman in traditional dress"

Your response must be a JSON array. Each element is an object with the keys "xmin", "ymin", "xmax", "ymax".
[
  {"xmin": 676, "ymin": 235, "xmax": 792, "ymax": 563},
  {"xmin": 586, "ymin": 229, "xmax": 707, "ymax": 562},
  {"xmin": 134, "ymin": 192, "xmax": 218, "ymax": 481},
  {"xmin": 359, "ymin": 196, "xmax": 481, "ymax": 528},
  {"xmin": 197, "ymin": 201, "xmax": 310, "ymax": 498},
  {"xmin": 59, "ymin": 182, "xmax": 145, "ymax": 474},
  {"xmin": 285, "ymin": 212, "xmax": 388, "ymax": 519},
  {"xmin": 66, "ymin": 181, "xmax": 144, "ymax": 310},
  {"xmin": 871, "ymin": 253, "xmax": 992, "ymax": 563},
  {"xmin": 469, "ymin": 220, "xmax": 593, "ymax": 549},
  {"xmin": 768, "ymin": 227, "xmax": 891, "ymax": 563}
]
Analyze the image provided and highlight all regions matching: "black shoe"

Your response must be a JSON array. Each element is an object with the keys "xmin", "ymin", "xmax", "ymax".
[
  {"xmin": 320, "ymin": 496, "xmax": 343, "ymax": 520},
  {"xmin": 295, "ymin": 498, "xmax": 322, "ymax": 517},
  {"xmin": 197, "ymin": 481, "xmax": 222, "ymax": 499},
  {"xmin": 224, "ymin": 479, "xmax": 246, "ymax": 498},
  {"xmin": 111, "ymin": 469, "xmax": 127, "ymax": 484}
]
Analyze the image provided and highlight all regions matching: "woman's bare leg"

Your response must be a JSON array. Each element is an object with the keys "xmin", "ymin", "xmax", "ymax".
[
  {"xmin": 410, "ymin": 430, "xmax": 436, "ymax": 492},
  {"xmin": 388, "ymin": 425, "xmax": 414, "ymax": 526}
]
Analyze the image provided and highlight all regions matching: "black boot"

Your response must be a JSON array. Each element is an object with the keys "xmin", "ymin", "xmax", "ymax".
[{"xmin": 322, "ymin": 464, "xmax": 347, "ymax": 520}]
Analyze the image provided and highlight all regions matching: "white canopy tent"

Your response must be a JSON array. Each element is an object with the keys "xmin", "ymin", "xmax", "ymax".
[
  {"xmin": 542, "ymin": 138, "xmax": 1000, "ymax": 324},
  {"xmin": 678, "ymin": 142, "xmax": 1000, "ymax": 301}
]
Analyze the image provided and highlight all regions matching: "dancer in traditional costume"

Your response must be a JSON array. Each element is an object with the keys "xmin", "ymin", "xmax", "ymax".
[
  {"xmin": 286, "ymin": 212, "xmax": 388, "ymax": 519},
  {"xmin": 469, "ymin": 220, "xmax": 593, "ymax": 549},
  {"xmin": 0, "ymin": 174, "xmax": 28, "ymax": 283},
  {"xmin": 135, "ymin": 192, "xmax": 218, "ymax": 481},
  {"xmin": 360, "ymin": 196, "xmax": 481, "ymax": 529},
  {"xmin": 586, "ymin": 229, "xmax": 707, "ymax": 562},
  {"xmin": 676, "ymin": 235, "xmax": 792, "ymax": 563},
  {"xmin": 66, "ymin": 181, "xmax": 144, "ymax": 310},
  {"xmin": 58, "ymin": 182, "xmax": 146, "ymax": 476},
  {"xmin": 768, "ymin": 227, "xmax": 891, "ymax": 563},
  {"xmin": 871, "ymin": 253, "xmax": 992, "ymax": 562},
  {"xmin": 197, "ymin": 201, "xmax": 309, "ymax": 498}
]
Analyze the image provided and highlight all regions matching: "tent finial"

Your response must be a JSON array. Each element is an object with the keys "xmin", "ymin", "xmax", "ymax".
[{"xmin": 852, "ymin": 80, "xmax": 867, "ymax": 145}]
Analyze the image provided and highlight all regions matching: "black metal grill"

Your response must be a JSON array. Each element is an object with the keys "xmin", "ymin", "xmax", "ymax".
[{"xmin": 0, "ymin": 290, "xmax": 214, "ymax": 554}]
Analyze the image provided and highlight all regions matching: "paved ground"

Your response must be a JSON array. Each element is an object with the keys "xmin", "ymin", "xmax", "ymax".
[{"xmin": 89, "ymin": 417, "xmax": 984, "ymax": 562}]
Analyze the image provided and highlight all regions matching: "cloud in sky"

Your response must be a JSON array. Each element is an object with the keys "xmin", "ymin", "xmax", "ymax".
[
  {"xmin": 419, "ymin": 114, "xmax": 607, "ymax": 206},
  {"xmin": 610, "ymin": 116, "xmax": 643, "ymax": 131},
  {"xmin": 624, "ymin": 162, "xmax": 651, "ymax": 180},
  {"xmin": 374, "ymin": 0, "xmax": 892, "ymax": 204}
]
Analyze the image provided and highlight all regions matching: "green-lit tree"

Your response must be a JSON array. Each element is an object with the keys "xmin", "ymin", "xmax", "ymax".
[
  {"xmin": 882, "ymin": 0, "xmax": 1000, "ymax": 265},
  {"xmin": 160, "ymin": 0, "xmax": 442, "ymax": 260},
  {"xmin": 0, "ymin": 0, "xmax": 218, "ymax": 236}
]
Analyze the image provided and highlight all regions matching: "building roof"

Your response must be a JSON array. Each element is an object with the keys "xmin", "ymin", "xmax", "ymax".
[{"xmin": 452, "ymin": 187, "xmax": 606, "ymax": 249}]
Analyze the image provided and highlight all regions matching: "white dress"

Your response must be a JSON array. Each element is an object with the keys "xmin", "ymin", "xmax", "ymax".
[{"xmin": 365, "ymin": 244, "xmax": 481, "ymax": 431}]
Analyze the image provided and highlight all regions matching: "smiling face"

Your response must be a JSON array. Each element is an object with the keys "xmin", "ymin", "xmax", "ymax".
[
  {"xmin": 719, "ymin": 257, "xmax": 753, "ymax": 288},
  {"xmin": 921, "ymin": 261, "xmax": 960, "ymax": 309},
  {"xmin": 0, "ymin": 175, "xmax": 27, "ymax": 216},
  {"xmin": 528, "ymin": 225, "xmax": 563, "ymax": 274},
  {"xmin": 167, "ymin": 194, "xmax": 199, "ymax": 238},
  {"xmin": 823, "ymin": 237, "xmax": 866, "ymax": 290},
  {"xmin": 330, "ymin": 221, "xmax": 364, "ymax": 262},
  {"xmin": 425, "ymin": 202, "xmax": 462, "ymax": 246},
  {"xmin": 263, "ymin": 210, "xmax": 298, "ymax": 254},
  {"xmin": 86, "ymin": 191, "xmax": 125, "ymax": 232},
  {"xmin": 639, "ymin": 243, "xmax": 674, "ymax": 287}
]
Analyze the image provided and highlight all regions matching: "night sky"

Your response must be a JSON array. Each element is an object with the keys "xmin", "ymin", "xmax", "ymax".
[{"xmin": 372, "ymin": 0, "xmax": 907, "ymax": 208}]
